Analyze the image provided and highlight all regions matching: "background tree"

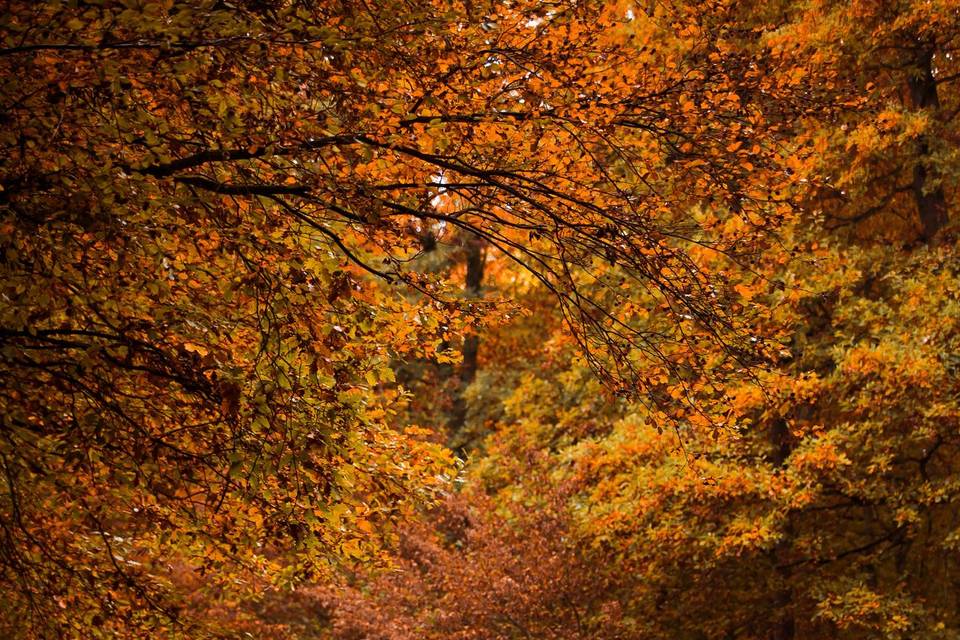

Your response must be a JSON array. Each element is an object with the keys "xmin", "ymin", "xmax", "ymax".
[
  {"xmin": 317, "ymin": 1, "xmax": 960, "ymax": 639},
  {"xmin": 0, "ymin": 0, "xmax": 803, "ymax": 636}
]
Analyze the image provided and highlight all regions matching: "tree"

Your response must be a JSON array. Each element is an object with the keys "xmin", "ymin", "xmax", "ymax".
[
  {"xmin": 767, "ymin": 0, "xmax": 958, "ymax": 242},
  {"xmin": 315, "ymin": 2, "xmax": 960, "ymax": 639},
  {"xmin": 0, "ymin": 0, "xmax": 804, "ymax": 635}
]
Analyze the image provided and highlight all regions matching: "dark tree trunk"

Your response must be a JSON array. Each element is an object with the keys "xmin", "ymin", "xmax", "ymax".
[
  {"xmin": 770, "ymin": 418, "xmax": 796, "ymax": 640},
  {"xmin": 907, "ymin": 47, "xmax": 949, "ymax": 242},
  {"xmin": 448, "ymin": 235, "xmax": 485, "ymax": 437}
]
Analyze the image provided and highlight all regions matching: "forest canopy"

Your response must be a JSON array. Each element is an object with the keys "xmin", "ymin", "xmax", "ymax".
[{"xmin": 1, "ymin": 0, "xmax": 958, "ymax": 638}]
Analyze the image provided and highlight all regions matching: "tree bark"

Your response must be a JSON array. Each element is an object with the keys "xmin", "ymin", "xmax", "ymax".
[
  {"xmin": 907, "ymin": 47, "xmax": 949, "ymax": 242},
  {"xmin": 770, "ymin": 418, "xmax": 796, "ymax": 640},
  {"xmin": 448, "ymin": 235, "xmax": 485, "ymax": 437}
]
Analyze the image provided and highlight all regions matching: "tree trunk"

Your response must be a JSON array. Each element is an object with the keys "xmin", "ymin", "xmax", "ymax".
[
  {"xmin": 770, "ymin": 418, "xmax": 796, "ymax": 640},
  {"xmin": 448, "ymin": 235, "xmax": 485, "ymax": 437},
  {"xmin": 907, "ymin": 47, "xmax": 949, "ymax": 242}
]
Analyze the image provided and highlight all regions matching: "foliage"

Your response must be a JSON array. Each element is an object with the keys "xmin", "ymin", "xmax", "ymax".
[
  {"xmin": 2, "ymin": 0, "xmax": 959, "ymax": 638},
  {"xmin": 319, "ymin": 1, "xmax": 960, "ymax": 639}
]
